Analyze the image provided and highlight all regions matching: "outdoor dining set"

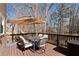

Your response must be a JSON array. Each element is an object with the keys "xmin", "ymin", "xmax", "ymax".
[{"xmin": 16, "ymin": 33, "xmax": 48, "ymax": 53}]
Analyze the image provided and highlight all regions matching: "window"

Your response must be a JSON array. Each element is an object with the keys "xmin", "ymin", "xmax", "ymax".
[{"xmin": 0, "ymin": 17, "xmax": 3, "ymax": 33}]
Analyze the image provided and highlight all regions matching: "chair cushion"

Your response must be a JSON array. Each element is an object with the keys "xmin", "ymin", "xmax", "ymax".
[
  {"xmin": 43, "ymin": 34, "xmax": 48, "ymax": 38},
  {"xmin": 24, "ymin": 43, "xmax": 32, "ymax": 48},
  {"xmin": 40, "ymin": 44, "xmax": 46, "ymax": 47},
  {"xmin": 19, "ymin": 35, "xmax": 29, "ymax": 43},
  {"xmin": 19, "ymin": 35, "xmax": 33, "ymax": 48},
  {"xmin": 39, "ymin": 34, "xmax": 48, "ymax": 39},
  {"xmin": 39, "ymin": 34, "xmax": 43, "ymax": 37}
]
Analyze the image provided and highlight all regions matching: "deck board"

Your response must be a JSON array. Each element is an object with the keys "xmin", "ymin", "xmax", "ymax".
[
  {"xmin": 2, "ymin": 43, "xmax": 65, "ymax": 56},
  {"xmin": 0, "ymin": 36, "xmax": 65, "ymax": 56}
]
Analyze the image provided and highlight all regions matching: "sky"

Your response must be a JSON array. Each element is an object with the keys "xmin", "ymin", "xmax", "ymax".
[
  {"xmin": 6, "ymin": 3, "xmax": 73, "ymax": 20},
  {"xmin": 6, "ymin": 3, "xmax": 56, "ymax": 20},
  {"xmin": 6, "ymin": 4, "xmax": 16, "ymax": 20}
]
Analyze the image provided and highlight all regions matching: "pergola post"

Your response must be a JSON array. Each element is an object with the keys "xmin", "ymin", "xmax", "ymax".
[{"xmin": 12, "ymin": 24, "xmax": 15, "ymax": 42}]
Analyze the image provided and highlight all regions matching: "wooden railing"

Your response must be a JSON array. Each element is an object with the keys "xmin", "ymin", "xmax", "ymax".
[
  {"xmin": 8, "ymin": 31, "xmax": 79, "ymax": 48},
  {"xmin": 48, "ymin": 33, "xmax": 79, "ymax": 48}
]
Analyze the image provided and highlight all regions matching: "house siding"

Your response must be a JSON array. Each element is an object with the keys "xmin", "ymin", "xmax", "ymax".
[{"xmin": 0, "ymin": 4, "xmax": 6, "ymax": 35}]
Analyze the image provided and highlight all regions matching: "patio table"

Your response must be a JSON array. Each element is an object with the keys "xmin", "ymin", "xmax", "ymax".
[{"xmin": 27, "ymin": 36, "xmax": 40, "ymax": 51}]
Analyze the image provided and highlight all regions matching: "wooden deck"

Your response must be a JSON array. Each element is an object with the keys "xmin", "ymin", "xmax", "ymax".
[{"xmin": 0, "ymin": 36, "xmax": 66, "ymax": 56}]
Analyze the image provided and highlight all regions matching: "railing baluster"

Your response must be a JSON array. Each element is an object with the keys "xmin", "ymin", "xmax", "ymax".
[{"xmin": 48, "ymin": 33, "xmax": 79, "ymax": 48}]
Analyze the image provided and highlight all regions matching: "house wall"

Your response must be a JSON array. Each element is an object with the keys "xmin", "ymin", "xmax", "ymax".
[{"xmin": 0, "ymin": 4, "xmax": 6, "ymax": 35}]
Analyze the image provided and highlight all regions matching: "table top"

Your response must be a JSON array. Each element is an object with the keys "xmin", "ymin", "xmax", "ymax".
[
  {"xmin": 68, "ymin": 40, "xmax": 79, "ymax": 45},
  {"xmin": 27, "ymin": 36, "xmax": 40, "ymax": 42}
]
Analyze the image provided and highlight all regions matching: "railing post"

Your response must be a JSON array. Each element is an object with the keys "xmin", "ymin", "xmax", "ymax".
[
  {"xmin": 12, "ymin": 24, "xmax": 15, "ymax": 42},
  {"xmin": 57, "ymin": 34, "xmax": 59, "ymax": 47}
]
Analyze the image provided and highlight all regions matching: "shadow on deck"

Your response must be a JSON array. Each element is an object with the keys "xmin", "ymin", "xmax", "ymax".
[{"xmin": 53, "ymin": 47, "xmax": 68, "ymax": 56}]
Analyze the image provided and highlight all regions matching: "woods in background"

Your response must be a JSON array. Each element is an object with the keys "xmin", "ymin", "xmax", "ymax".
[{"xmin": 7, "ymin": 3, "xmax": 79, "ymax": 35}]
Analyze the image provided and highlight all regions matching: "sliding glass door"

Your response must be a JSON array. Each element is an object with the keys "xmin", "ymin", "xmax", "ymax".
[{"xmin": 0, "ymin": 17, "xmax": 3, "ymax": 34}]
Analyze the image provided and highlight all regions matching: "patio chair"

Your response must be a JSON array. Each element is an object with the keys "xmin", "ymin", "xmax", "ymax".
[
  {"xmin": 17, "ymin": 38, "xmax": 24, "ymax": 50},
  {"xmin": 36, "ymin": 38, "xmax": 48, "ymax": 53},
  {"xmin": 17, "ymin": 35, "xmax": 33, "ymax": 51},
  {"xmin": 39, "ymin": 34, "xmax": 48, "ymax": 40},
  {"xmin": 43, "ymin": 34, "xmax": 48, "ymax": 39}
]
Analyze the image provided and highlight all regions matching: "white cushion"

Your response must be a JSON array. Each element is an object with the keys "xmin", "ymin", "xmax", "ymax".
[
  {"xmin": 43, "ymin": 34, "xmax": 48, "ymax": 38},
  {"xmin": 19, "ymin": 35, "xmax": 33, "ymax": 48},
  {"xmin": 39, "ymin": 34, "xmax": 48, "ymax": 39},
  {"xmin": 24, "ymin": 43, "xmax": 32, "ymax": 48},
  {"xmin": 19, "ymin": 35, "xmax": 28, "ymax": 43},
  {"xmin": 39, "ymin": 34, "xmax": 43, "ymax": 37},
  {"xmin": 40, "ymin": 44, "xmax": 46, "ymax": 47},
  {"xmin": 40, "ymin": 37, "xmax": 45, "ymax": 39}
]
